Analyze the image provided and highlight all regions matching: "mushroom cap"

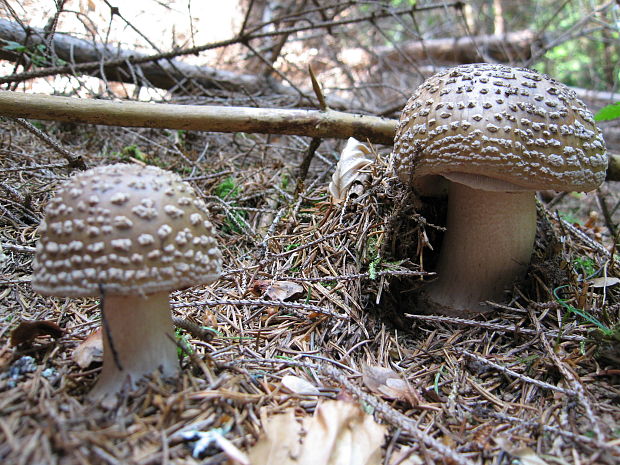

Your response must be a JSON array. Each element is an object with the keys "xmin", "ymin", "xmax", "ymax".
[
  {"xmin": 393, "ymin": 63, "xmax": 607, "ymax": 193},
  {"xmin": 32, "ymin": 163, "xmax": 222, "ymax": 296}
]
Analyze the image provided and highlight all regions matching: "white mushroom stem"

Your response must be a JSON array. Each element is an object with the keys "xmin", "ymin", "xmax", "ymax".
[
  {"xmin": 89, "ymin": 291, "xmax": 178, "ymax": 399},
  {"xmin": 421, "ymin": 182, "xmax": 537, "ymax": 315}
]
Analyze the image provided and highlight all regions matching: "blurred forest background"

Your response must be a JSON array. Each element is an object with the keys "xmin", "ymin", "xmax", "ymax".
[
  {"xmin": 1, "ymin": 1, "xmax": 620, "ymax": 465},
  {"xmin": 3, "ymin": 1, "xmax": 619, "ymax": 126}
]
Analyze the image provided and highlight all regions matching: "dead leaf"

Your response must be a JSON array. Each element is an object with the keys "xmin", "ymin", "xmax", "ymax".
[
  {"xmin": 387, "ymin": 446, "xmax": 423, "ymax": 465},
  {"xmin": 248, "ymin": 400, "xmax": 386, "ymax": 465},
  {"xmin": 329, "ymin": 137, "xmax": 375, "ymax": 202},
  {"xmin": 0, "ymin": 343, "xmax": 13, "ymax": 371},
  {"xmin": 510, "ymin": 447, "xmax": 550, "ymax": 465},
  {"xmin": 251, "ymin": 280, "xmax": 304, "ymax": 301},
  {"xmin": 191, "ymin": 388, "xmax": 264, "ymax": 402},
  {"xmin": 249, "ymin": 409, "xmax": 302, "ymax": 464},
  {"xmin": 361, "ymin": 364, "xmax": 421, "ymax": 406},
  {"xmin": 281, "ymin": 374, "xmax": 321, "ymax": 395},
  {"xmin": 202, "ymin": 311, "xmax": 218, "ymax": 330},
  {"xmin": 10, "ymin": 320, "xmax": 65, "ymax": 346},
  {"xmin": 301, "ymin": 401, "xmax": 385, "ymax": 465},
  {"xmin": 73, "ymin": 328, "xmax": 103, "ymax": 369},
  {"xmin": 589, "ymin": 276, "xmax": 620, "ymax": 288}
]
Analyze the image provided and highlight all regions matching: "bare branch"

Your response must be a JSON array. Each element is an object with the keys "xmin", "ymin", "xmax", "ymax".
[{"xmin": 0, "ymin": 91, "xmax": 396, "ymax": 144}]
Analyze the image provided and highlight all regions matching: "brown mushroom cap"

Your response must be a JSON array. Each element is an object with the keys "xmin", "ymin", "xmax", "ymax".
[
  {"xmin": 394, "ymin": 63, "xmax": 607, "ymax": 193},
  {"xmin": 32, "ymin": 163, "xmax": 222, "ymax": 296}
]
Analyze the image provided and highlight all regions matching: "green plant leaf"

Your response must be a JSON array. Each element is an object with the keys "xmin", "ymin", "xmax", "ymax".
[
  {"xmin": 572, "ymin": 256, "xmax": 597, "ymax": 277},
  {"xmin": 368, "ymin": 256, "xmax": 380, "ymax": 280},
  {"xmin": 594, "ymin": 102, "xmax": 620, "ymax": 121},
  {"xmin": 433, "ymin": 365, "xmax": 444, "ymax": 395},
  {"xmin": 175, "ymin": 328, "xmax": 193, "ymax": 357},
  {"xmin": 553, "ymin": 285, "xmax": 612, "ymax": 335},
  {"xmin": 2, "ymin": 40, "xmax": 27, "ymax": 52},
  {"xmin": 214, "ymin": 176, "xmax": 240, "ymax": 199}
]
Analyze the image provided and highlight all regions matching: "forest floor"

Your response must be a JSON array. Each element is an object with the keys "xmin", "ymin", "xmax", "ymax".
[{"xmin": 0, "ymin": 117, "xmax": 619, "ymax": 465}]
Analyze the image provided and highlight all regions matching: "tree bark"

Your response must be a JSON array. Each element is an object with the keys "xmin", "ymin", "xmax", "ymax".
[{"xmin": 341, "ymin": 30, "xmax": 544, "ymax": 67}]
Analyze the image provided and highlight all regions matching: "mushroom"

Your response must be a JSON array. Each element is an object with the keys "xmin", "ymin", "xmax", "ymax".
[
  {"xmin": 32, "ymin": 163, "xmax": 222, "ymax": 399},
  {"xmin": 392, "ymin": 63, "xmax": 607, "ymax": 315}
]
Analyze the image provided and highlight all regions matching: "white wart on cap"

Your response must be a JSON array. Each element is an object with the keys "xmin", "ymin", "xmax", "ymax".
[
  {"xmin": 392, "ymin": 63, "xmax": 607, "ymax": 315},
  {"xmin": 32, "ymin": 163, "xmax": 222, "ymax": 400}
]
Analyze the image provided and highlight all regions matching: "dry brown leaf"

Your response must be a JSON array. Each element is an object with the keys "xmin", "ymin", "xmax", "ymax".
[
  {"xmin": 510, "ymin": 447, "xmax": 551, "ymax": 465},
  {"xmin": 387, "ymin": 446, "xmax": 423, "ymax": 465},
  {"xmin": 248, "ymin": 409, "xmax": 303, "ymax": 464},
  {"xmin": 191, "ymin": 388, "xmax": 264, "ymax": 402},
  {"xmin": 589, "ymin": 276, "xmax": 620, "ymax": 288},
  {"xmin": 281, "ymin": 374, "xmax": 321, "ymax": 395},
  {"xmin": 251, "ymin": 280, "xmax": 305, "ymax": 301},
  {"xmin": 300, "ymin": 401, "xmax": 386, "ymax": 465},
  {"xmin": 0, "ymin": 343, "xmax": 13, "ymax": 371},
  {"xmin": 329, "ymin": 137, "xmax": 375, "ymax": 202},
  {"xmin": 248, "ymin": 400, "xmax": 386, "ymax": 465},
  {"xmin": 72, "ymin": 328, "xmax": 103, "ymax": 369},
  {"xmin": 10, "ymin": 320, "xmax": 65, "ymax": 346},
  {"xmin": 361, "ymin": 364, "xmax": 421, "ymax": 406}
]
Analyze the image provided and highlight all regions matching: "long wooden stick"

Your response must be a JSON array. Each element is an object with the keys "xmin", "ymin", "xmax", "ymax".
[{"xmin": 0, "ymin": 91, "xmax": 396, "ymax": 145}]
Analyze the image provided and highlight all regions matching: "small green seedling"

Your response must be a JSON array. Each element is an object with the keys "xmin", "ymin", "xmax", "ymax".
[
  {"xmin": 175, "ymin": 328, "xmax": 193, "ymax": 358},
  {"xmin": 214, "ymin": 177, "xmax": 240, "ymax": 200},
  {"xmin": 572, "ymin": 256, "xmax": 597, "ymax": 277},
  {"xmin": 433, "ymin": 365, "xmax": 445, "ymax": 395},
  {"xmin": 214, "ymin": 177, "xmax": 248, "ymax": 234},
  {"xmin": 553, "ymin": 285, "xmax": 612, "ymax": 337}
]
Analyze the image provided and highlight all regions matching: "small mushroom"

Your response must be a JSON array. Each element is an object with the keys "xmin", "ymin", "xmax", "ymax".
[
  {"xmin": 32, "ymin": 163, "xmax": 222, "ymax": 399},
  {"xmin": 392, "ymin": 63, "xmax": 607, "ymax": 315}
]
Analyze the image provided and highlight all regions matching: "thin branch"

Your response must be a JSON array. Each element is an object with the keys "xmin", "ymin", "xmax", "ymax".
[
  {"xmin": 8, "ymin": 117, "xmax": 86, "ymax": 170},
  {"xmin": 173, "ymin": 298, "xmax": 350, "ymax": 320},
  {"xmin": 0, "ymin": 92, "xmax": 396, "ymax": 145},
  {"xmin": 488, "ymin": 410, "xmax": 620, "ymax": 454},
  {"xmin": 529, "ymin": 308, "xmax": 605, "ymax": 441},
  {"xmin": 458, "ymin": 349, "xmax": 576, "ymax": 395},
  {"xmin": 405, "ymin": 313, "xmax": 586, "ymax": 341}
]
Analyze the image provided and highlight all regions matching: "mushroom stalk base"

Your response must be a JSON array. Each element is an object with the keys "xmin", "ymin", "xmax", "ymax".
[
  {"xmin": 419, "ymin": 183, "xmax": 536, "ymax": 315},
  {"xmin": 89, "ymin": 291, "xmax": 178, "ymax": 401}
]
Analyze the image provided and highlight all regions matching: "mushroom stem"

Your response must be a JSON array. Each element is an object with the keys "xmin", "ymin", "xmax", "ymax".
[
  {"xmin": 89, "ymin": 291, "xmax": 178, "ymax": 399},
  {"xmin": 420, "ymin": 182, "xmax": 536, "ymax": 315}
]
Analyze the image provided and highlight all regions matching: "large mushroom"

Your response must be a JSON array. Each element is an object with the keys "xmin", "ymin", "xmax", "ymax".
[
  {"xmin": 392, "ymin": 63, "xmax": 607, "ymax": 315},
  {"xmin": 32, "ymin": 163, "xmax": 222, "ymax": 399}
]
